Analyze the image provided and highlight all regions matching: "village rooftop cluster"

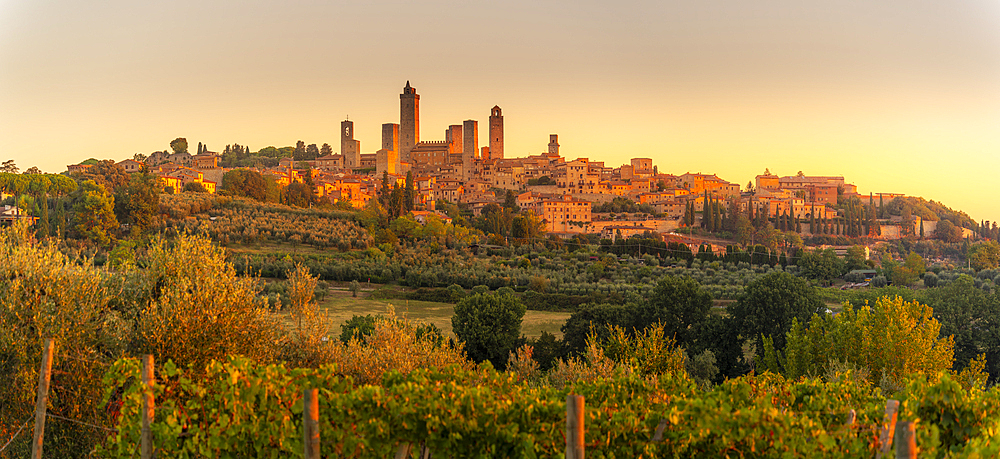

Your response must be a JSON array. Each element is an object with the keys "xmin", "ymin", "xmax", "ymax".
[{"xmin": 66, "ymin": 82, "xmax": 938, "ymax": 240}]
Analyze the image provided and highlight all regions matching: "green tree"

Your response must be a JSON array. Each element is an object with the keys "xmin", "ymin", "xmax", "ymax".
[
  {"xmin": 283, "ymin": 182, "xmax": 316, "ymax": 207},
  {"xmin": 0, "ymin": 221, "xmax": 118, "ymax": 458},
  {"xmin": 844, "ymin": 245, "xmax": 868, "ymax": 272},
  {"xmin": 133, "ymin": 233, "xmax": 281, "ymax": 368},
  {"xmin": 933, "ymin": 219, "xmax": 963, "ymax": 243},
  {"xmin": 734, "ymin": 214, "xmax": 753, "ymax": 246},
  {"xmin": 452, "ymin": 292, "xmax": 526, "ymax": 369},
  {"xmin": 639, "ymin": 276, "xmax": 713, "ymax": 346},
  {"xmin": 754, "ymin": 223, "xmax": 781, "ymax": 251},
  {"xmin": 968, "ymin": 241, "xmax": 1000, "ymax": 271},
  {"xmin": 340, "ymin": 314, "xmax": 377, "ymax": 342},
  {"xmin": 75, "ymin": 159, "xmax": 130, "ymax": 191},
  {"xmin": 183, "ymin": 182, "xmax": 208, "ymax": 193},
  {"xmin": 511, "ymin": 210, "xmax": 544, "ymax": 242},
  {"xmin": 924, "ymin": 275, "xmax": 1000, "ymax": 382},
  {"xmin": 305, "ymin": 143, "xmax": 320, "ymax": 160},
  {"xmin": 73, "ymin": 180, "xmax": 119, "ymax": 245},
  {"xmin": 781, "ymin": 296, "xmax": 954, "ymax": 389},
  {"xmin": 561, "ymin": 302, "xmax": 639, "ymax": 354},
  {"xmin": 221, "ymin": 169, "xmax": 268, "ymax": 201},
  {"xmin": 293, "ymin": 140, "xmax": 306, "ymax": 160},
  {"xmin": 798, "ymin": 248, "xmax": 845, "ymax": 283},
  {"xmin": 1, "ymin": 159, "xmax": 18, "ymax": 173},
  {"xmin": 887, "ymin": 252, "xmax": 925, "ymax": 286},
  {"xmin": 404, "ymin": 171, "xmax": 415, "ymax": 212},
  {"xmin": 503, "ymin": 189, "xmax": 518, "ymax": 212},
  {"xmin": 170, "ymin": 137, "xmax": 189, "ymax": 155},
  {"xmin": 727, "ymin": 271, "xmax": 824, "ymax": 353},
  {"xmin": 115, "ymin": 172, "xmax": 161, "ymax": 236}
]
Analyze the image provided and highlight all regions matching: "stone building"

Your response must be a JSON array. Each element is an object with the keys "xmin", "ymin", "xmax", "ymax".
[
  {"xmin": 382, "ymin": 123, "xmax": 399, "ymax": 157},
  {"xmin": 533, "ymin": 194, "xmax": 592, "ymax": 233},
  {"xmin": 462, "ymin": 120, "xmax": 478, "ymax": 180},
  {"xmin": 400, "ymin": 81, "xmax": 420, "ymax": 162},
  {"xmin": 547, "ymin": 134, "xmax": 560, "ymax": 157},
  {"xmin": 376, "ymin": 149, "xmax": 399, "ymax": 175},
  {"xmin": 489, "ymin": 106, "xmax": 503, "ymax": 160},
  {"xmin": 410, "ymin": 141, "xmax": 451, "ymax": 167},
  {"xmin": 341, "ymin": 120, "xmax": 360, "ymax": 169}
]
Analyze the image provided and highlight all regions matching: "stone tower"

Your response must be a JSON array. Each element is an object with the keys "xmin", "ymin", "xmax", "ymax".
[
  {"xmin": 462, "ymin": 120, "xmax": 478, "ymax": 179},
  {"xmin": 399, "ymin": 81, "xmax": 419, "ymax": 163},
  {"xmin": 381, "ymin": 123, "xmax": 399, "ymax": 155},
  {"xmin": 341, "ymin": 120, "xmax": 360, "ymax": 168},
  {"xmin": 381, "ymin": 123, "xmax": 400, "ymax": 172},
  {"xmin": 489, "ymin": 106, "xmax": 503, "ymax": 160},
  {"xmin": 446, "ymin": 125, "xmax": 463, "ymax": 154},
  {"xmin": 548, "ymin": 134, "xmax": 560, "ymax": 157}
]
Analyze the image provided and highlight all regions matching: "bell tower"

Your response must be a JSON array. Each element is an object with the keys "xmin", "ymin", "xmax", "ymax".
[
  {"xmin": 489, "ymin": 105, "xmax": 503, "ymax": 160},
  {"xmin": 399, "ymin": 81, "xmax": 420, "ymax": 163},
  {"xmin": 341, "ymin": 120, "xmax": 360, "ymax": 168}
]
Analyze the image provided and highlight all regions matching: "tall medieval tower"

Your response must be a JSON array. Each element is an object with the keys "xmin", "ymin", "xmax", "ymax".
[
  {"xmin": 341, "ymin": 120, "xmax": 360, "ymax": 168},
  {"xmin": 399, "ymin": 81, "xmax": 419, "ymax": 163},
  {"xmin": 489, "ymin": 106, "xmax": 503, "ymax": 160},
  {"xmin": 548, "ymin": 134, "xmax": 560, "ymax": 156},
  {"xmin": 381, "ymin": 123, "xmax": 399, "ymax": 155},
  {"xmin": 462, "ymin": 120, "xmax": 478, "ymax": 179}
]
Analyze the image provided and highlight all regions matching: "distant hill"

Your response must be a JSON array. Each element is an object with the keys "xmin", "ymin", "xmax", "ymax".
[{"xmin": 883, "ymin": 196, "xmax": 976, "ymax": 228}]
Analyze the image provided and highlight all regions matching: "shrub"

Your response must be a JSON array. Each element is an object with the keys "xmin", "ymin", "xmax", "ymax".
[{"xmin": 452, "ymin": 292, "xmax": 526, "ymax": 369}]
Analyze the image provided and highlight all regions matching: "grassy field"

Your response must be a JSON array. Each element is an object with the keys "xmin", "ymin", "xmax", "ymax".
[{"xmin": 280, "ymin": 288, "xmax": 571, "ymax": 339}]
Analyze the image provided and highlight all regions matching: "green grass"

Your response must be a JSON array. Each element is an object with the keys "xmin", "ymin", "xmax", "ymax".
[{"xmin": 281, "ymin": 289, "xmax": 571, "ymax": 339}]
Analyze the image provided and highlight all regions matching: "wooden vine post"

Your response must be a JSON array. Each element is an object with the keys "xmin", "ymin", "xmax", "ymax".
[
  {"xmin": 876, "ymin": 399, "xmax": 899, "ymax": 459},
  {"xmin": 142, "ymin": 355, "xmax": 155, "ymax": 459},
  {"xmin": 30, "ymin": 338, "xmax": 54, "ymax": 459},
  {"xmin": 304, "ymin": 388, "xmax": 320, "ymax": 459},
  {"xmin": 894, "ymin": 421, "xmax": 916, "ymax": 459},
  {"xmin": 566, "ymin": 394, "xmax": 585, "ymax": 459}
]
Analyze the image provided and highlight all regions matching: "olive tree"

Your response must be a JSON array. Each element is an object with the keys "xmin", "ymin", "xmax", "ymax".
[{"xmin": 452, "ymin": 292, "xmax": 526, "ymax": 369}]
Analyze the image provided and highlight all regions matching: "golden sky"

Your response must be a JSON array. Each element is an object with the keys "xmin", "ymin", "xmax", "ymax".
[{"xmin": 2, "ymin": 0, "xmax": 999, "ymax": 220}]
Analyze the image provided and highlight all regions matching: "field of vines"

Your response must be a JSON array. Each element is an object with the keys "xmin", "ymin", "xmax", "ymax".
[
  {"xmin": 157, "ymin": 194, "xmax": 372, "ymax": 250},
  {"xmin": 102, "ymin": 355, "xmax": 1000, "ymax": 458}
]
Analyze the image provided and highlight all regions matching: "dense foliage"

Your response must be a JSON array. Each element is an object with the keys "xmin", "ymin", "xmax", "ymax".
[{"xmin": 99, "ymin": 347, "xmax": 1000, "ymax": 458}]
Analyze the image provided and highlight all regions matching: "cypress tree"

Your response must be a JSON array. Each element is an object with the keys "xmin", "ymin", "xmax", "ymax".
[
  {"xmin": 38, "ymin": 192, "xmax": 49, "ymax": 238},
  {"xmin": 380, "ymin": 171, "xmax": 390, "ymax": 207},
  {"xmin": 404, "ymin": 171, "xmax": 415, "ymax": 212},
  {"xmin": 795, "ymin": 214, "xmax": 801, "ymax": 233},
  {"xmin": 701, "ymin": 191, "xmax": 709, "ymax": 229},
  {"xmin": 713, "ymin": 201, "xmax": 721, "ymax": 232}
]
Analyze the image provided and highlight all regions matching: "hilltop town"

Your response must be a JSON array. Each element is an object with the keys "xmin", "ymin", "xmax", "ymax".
[{"xmin": 64, "ymin": 81, "xmax": 979, "ymax": 246}]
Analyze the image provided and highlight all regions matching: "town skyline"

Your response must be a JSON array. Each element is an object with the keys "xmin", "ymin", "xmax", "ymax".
[{"xmin": 2, "ymin": 1, "xmax": 998, "ymax": 220}]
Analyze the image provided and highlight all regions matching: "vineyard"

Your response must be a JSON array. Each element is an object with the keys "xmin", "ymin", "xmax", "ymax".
[
  {"xmin": 101, "ymin": 352, "xmax": 1000, "ymax": 458},
  {"xmin": 157, "ymin": 194, "xmax": 372, "ymax": 250}
]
